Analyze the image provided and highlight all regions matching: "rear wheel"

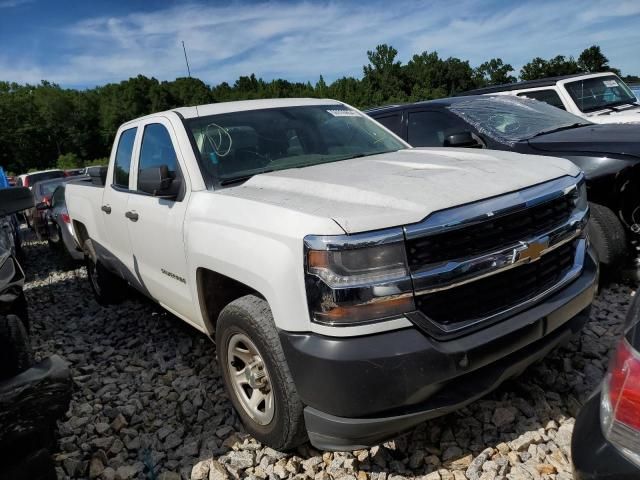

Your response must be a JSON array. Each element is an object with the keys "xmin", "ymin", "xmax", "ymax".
[
  {"xmin": 587, "ymin": 202, "xmax": 627, "ymax": 267},
  {"xmin": 83, "ymin": 239, "xmax": 126, "ymax": 305},
  {"xmin": 216, "ymin": 295, "xmax": 307, "ymax": 450}
]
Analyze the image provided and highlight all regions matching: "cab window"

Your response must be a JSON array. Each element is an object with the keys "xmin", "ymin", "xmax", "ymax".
[
  {"xmin": 517, "ymin": 90, "xmax": 566, "ymax": 110},
  {"xmin": 113, "ymin": 128, "xmax": 137, "ymax": 188},
  {"xmin": 407, "ymin": 111, "xmax": 470, "ymax": 147},
  {"xmin": 138, "ymin": 123, "xmax": 182, "ymax": 197},
  {"xmin": 375, "ymin": 114, "xmax": 402, "ymax": 136}
]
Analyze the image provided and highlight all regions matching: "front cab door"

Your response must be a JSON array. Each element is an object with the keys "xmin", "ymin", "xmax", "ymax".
[{"xmin": 125, "ymin": 118, "xmax": 196, "ymax": 325}]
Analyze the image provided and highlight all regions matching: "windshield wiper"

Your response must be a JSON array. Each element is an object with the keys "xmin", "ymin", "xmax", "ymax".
[
  {"xmin": 531, "ymin": 123, "xmax": 590, "ymax": 138},
  {"xmin": 219, "ymin": 169, "xmax": 273, "ymax": 186}
]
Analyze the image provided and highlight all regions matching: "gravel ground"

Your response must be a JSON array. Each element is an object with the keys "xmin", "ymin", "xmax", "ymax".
[{"xmin": 21, "ymin": 240, "xmax": 636, "ymax": 480}]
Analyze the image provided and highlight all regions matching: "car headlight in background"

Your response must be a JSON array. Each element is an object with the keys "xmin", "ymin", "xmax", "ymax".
[{"xmin": 304, "ymin": 228, "xmax": 415, "ymax": 325}]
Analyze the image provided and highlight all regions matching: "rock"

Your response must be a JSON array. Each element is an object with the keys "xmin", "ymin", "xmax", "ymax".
[
  {"xmin": 165, "ymin": 432, "xmax": 183, "ymax": 450},
  {"xmin": 536, "ymin": 463, "xmax": 556, "ymax": 475},
  {"xmin": 90, "ymin": 457, "xmax": 105, "ymax": 478},
  {"xmin": 227, "ymin": 450, "xmax": 255, "ymax": 469},
  {"xmin": 115, "ymin": 465, "xmax": 137, "ymax": 480},
  {"xmin": 109, "ymin": 438, "xmax": 125, "ymax": 455},
  {"xmin": 95, "ymin": 422, "xmax": 110, "ymax": 434},
  {"xmin": 409, "ymin": 450, "xmax": 425, "ymax": 469},
  {"xmin": 192, "ymin": 459, "xmax": 211, "ymax": 480},
  {"xmin": 158, "ymin": 473, "xmax": 181, "ymax": 480},
  {"xmin": 63, "ymin": 457, "xmax": 83, "ymax": 477},
  {"xmin": 442, "ymin": 446, "xmax": 463, "ymax": 462},
  {"xmin": 492, "ymin": 407, "xmax": 516, "ymax": 428},
  {"xmin": 102, "ymin": 467, "xmax": 116, "ymax": 480},
  {"xmin": 209, "ymin": 460, "xmax": 229, "ymax": 480},
  {"xmin": 555, "ymin": 422, "xmax": 574, "ymax": 455},
  {"xmin": 111, "ymin": 413, "xmax": 128, "ymax": 432}
]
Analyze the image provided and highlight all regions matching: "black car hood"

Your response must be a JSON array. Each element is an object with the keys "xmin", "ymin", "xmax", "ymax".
[{"xmin": 527, "ymin": 124, "xmax": 640, "ymax": 158}]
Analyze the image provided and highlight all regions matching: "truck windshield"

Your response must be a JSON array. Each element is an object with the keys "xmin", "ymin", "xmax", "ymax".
[
  {"xmin": 185, "ymin": 104, "xmax": 407, "ymax": 187},
  {"xmin": 564, "ymin": 75, "xmax": 638, "ymax": 113},
  {"xmin": 448, "ymin": 96, "xmax": 591, "ymax": 145}
]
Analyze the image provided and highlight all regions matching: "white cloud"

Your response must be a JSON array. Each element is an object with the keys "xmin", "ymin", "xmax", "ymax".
[
  {"xmin": 0, "ymin": 0, "xmax": 33, "ymax": 8},
  {"xmin": 1, "ymin": 0, "xmax": 639, "ymax": 87}
]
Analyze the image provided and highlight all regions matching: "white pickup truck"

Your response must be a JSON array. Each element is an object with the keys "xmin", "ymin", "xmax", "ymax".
[
  {"xmin": 66, "ymin": 98, "xmax": 597, "ymax": 451},
  {"xmin": 463, "ymin": 72, "xmax": 640, "ymax": 124}
]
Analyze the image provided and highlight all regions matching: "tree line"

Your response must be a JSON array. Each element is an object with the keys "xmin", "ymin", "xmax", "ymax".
[{"xmin": 0, "ymin": 43, "xmax": 632, "ymax": 174}]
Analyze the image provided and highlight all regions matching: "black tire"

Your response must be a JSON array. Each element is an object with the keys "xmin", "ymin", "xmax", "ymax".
[
  {"xmin": 47, "ymin": 225, "xmax": 63, "ymax": 252},
  {"xmin": 216, "ymin": 295, "xmax": 307, "ymax": 450},
  {"xmin": 83, "ymin": 239, "xmax": 126, "ymax": 305},
  {"xmin": 587, "ymin": 202, "xmax": 627, "ymax": 267},
  {"xmin": 0, "ymin": 314, "xmax": 33, "ymax": 381},
  {"xmin": 8, "ymin": 290, "xmax": 30, "ymax": 333}
]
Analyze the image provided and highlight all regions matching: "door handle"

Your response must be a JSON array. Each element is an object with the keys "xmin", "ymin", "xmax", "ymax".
[
  {"xmin": 125, "ymin": 211, "xmax": 139, "ymax": 222},
  {"xmin": 101, "ymin": 205, "xmax": 112, "ymax": 214}
]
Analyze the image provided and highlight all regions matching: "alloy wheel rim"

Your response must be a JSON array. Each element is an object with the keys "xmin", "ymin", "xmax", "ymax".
[{"xmin": 226, "ymin": 333, "xmax": 274, "ymax": 425}]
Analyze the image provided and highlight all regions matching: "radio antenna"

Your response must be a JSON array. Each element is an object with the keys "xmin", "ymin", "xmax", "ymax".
[
  {"xmin": 181, "ymin": 40, "xmax": 200, "ymax": 117},
  {"xmin": 182, "ymin": 40, "xmax": 192, "ymax": 77}
]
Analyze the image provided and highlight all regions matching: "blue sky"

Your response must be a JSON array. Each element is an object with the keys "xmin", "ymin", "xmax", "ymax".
[{"xmin": 1, "ymin": 0, "xmax": 640, "ymax": 89}]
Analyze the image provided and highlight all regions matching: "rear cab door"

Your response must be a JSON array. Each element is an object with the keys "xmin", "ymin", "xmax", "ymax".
[
  {"xmin": 99, "ymin": 125, "xmax": 138, "ymax": 280},
  {"xmin": 126, "ymin": 115, "xmax": 196, "ymax": 325}
]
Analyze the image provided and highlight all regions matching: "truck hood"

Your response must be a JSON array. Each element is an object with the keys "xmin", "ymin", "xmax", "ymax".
[
  {"xmin": 220, "ymin": 148, "xmax": 579, "ymax": 234},
  {"xmin": 585, "ymin": 104, "xmax": 640, "ymax": 124},
  {"xmin": 528, "ymin": 124, "xmax": 640, "ymax": 158}
]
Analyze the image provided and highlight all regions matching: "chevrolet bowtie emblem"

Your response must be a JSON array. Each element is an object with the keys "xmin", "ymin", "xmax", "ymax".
[{"xmin": 514, "ymin": 238, "xmax": 549, "ymax": 263}]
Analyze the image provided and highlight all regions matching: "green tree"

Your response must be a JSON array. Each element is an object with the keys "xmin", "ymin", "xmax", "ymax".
[
  {"xmin": 362, "ymin": 44, "xmax": 407, "ymax": 105},
  {"xmin": 56, "ymin": 152, "xmax": 82, "ymax": 169},
  {"xmin": 474, "ymin": 58, "xmax": 516, "ymax": 86},
  {"xmin": 578, "ymin": 45, "xmax": 609, "ymax": 73}
]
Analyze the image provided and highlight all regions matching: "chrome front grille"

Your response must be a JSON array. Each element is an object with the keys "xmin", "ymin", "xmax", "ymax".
[{"xmin": 404, "ymin": 175, "xmax": 588, "ymax": 338}]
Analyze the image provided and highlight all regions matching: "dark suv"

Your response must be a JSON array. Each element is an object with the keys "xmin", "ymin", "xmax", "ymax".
[{"xmin": 366, "ymin": 96, "xmax": 640, "ymax": 270}]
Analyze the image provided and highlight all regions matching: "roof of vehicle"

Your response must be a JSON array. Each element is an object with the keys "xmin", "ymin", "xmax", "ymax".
[
  {"xmin": 459, "ymin": 72, "xmax": 618, "ymax": 96},
  {"xmin": 122, "ymin": 98, "xmax": 347, "ymax": 126},
  {"xmin": 365, "ymin": 96, "xmax": 485, "ymax": 115},
  {"xmin": 32, "ymin": 177, "xmax": 73, "ymax": 188},
  {"xmin": 19, "ymin": 169, "xmax": 64, "ymax": 177}
]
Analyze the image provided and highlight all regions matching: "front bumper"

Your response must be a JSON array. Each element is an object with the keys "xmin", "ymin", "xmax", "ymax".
[
  {"xmin": 280, "ymin": 248, "xmax": 598, "ymax": 450},
  {"xmin": 572, "ymin": 390, "xmax": 640, "ymax": 480}
]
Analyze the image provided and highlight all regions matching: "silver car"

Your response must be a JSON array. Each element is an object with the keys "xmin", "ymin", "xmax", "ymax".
[{"xmin": 45, "ymin": 184, "xmax": 83, "ymax": 260}]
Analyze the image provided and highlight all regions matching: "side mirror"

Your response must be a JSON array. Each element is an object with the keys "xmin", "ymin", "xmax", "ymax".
[
  {"xmin": 0, "ymin": 187, "xmax": 35, "ymax": 216},
  {"xmin": 138, "ymin": 165, "xmax": 174, "ymax": 197},
  {"xmin": 36, "ymin": 201, "xmax": 50, "ymax": 211},
  {"xmin": 444, "ymin": 132, "xmax": 483, "ymax": 148}
]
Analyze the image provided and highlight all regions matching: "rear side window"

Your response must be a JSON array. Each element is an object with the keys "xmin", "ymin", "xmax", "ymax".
[
  {"xmin": 375, "ymin": 114, "xmax": 402, "ymax": 135},
  {"xmin": 517, "ymin": 90, "xmax": 566, "ymax": 110},
  {"xmin": 408, "ymin": 111, "xmax": 470, "ymax": 147},
  {"xmin": 113, "ymin": 128, "xmax": 137, "ymax": 188},
  {"xmin": 52, "ymin": 186, "xmax": 65, "ymax": 207}
]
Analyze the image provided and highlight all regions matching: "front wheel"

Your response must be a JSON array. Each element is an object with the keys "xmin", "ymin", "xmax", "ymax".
[
  {"xmin": 587, "ymin": 202, "xmax": 627, "ymax": 267},
  {"xmin": 83, "ymin": 239, "xmax": 126, "ymax": 305},
  {"xmin": 216, "ymin": 295, "xmax": 307, "ymax": 450}
]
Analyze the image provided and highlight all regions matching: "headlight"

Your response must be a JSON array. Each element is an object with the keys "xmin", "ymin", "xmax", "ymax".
[
  {"xmin": 575, "ymin": 177, "xmax": 588, "ymax": 212},
  {"xmin": 304, "ymin": 228, "xmax": 415, "ymax": 326}
]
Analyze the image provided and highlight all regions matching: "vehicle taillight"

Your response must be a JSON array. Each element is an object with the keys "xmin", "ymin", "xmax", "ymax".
[
  {"xmin": 61, "ymin": 213, "xmax": 71, "ymax": 224},
  {"xmin": 601, "ymin": 338, "xmax": 640, "ymax": 466},
  {"xmin": 24, "ymin": 178, "xmax": 29, "ymax": 187}
]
